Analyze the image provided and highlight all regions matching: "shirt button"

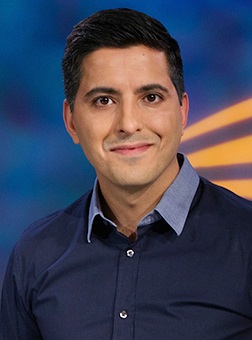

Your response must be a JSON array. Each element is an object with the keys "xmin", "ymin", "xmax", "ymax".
[
  {"xmin": 126, "ymin": 249, "xmax": 135, "ymax": 258},
  {"xmin": 119, "ymin": 310, "xmax": 128, "ymax": 319}
]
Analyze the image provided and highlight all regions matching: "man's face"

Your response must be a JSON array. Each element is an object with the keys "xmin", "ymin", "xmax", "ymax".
[{"xmin": 64, "ymin": 45, "xmax": 188, "ymax": 192}]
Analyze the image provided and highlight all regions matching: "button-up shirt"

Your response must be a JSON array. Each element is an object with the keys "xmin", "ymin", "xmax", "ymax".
[{"xmin": 1, "ymin": 154, "xmax": 252, "ymax": 339}]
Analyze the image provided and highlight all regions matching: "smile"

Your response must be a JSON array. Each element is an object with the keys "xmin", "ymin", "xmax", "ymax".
[{"xmin": 110, "ymin": 143, "xmax": 152, "ymax": 156}]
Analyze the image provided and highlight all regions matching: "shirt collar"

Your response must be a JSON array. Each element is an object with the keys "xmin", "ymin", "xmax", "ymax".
[
  {"xmin": 153, "ymin": 153, "xmax": 199, "ymax": 235},
  {"xmin": 87, "ymin": 153, "xmax": 199, "ymax": 242}
]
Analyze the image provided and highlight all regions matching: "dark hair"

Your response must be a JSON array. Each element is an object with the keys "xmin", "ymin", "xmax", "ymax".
[{"xmin": 62, "ymin": 8, "xmax": 184, "ymax": 111}]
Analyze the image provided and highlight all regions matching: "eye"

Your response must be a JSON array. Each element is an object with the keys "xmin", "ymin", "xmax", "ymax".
[
  {"xmin": 143, "ymin": 93, "xmax": 162, "ymax": 104},
  {"xmin": 95, "ymin": 96, "xmax": 113, "ymax": 106}
]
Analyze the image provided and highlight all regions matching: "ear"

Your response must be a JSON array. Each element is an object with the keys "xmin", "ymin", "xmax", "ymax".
[
  {"xmin": 63, "ymin": 99, "xmax": 80, "ymax": 144},
  {"xmin": 180, "ymin": 92, "xmax": 189, "ymax": 134}
]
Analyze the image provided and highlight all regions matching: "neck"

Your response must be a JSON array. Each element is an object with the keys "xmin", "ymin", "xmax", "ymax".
[
  {"xmin": 98, "ymin": 162, "xmax": 180, "ymax": 238},
  {"xmin": 100, "ymin": 184, "xmax": 161, "ymax": 238}
]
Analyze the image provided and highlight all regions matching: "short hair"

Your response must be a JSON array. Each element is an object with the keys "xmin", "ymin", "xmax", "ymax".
[{"xmin": 62, "ymin": 8, "xmax": 185, "ymax": 111}]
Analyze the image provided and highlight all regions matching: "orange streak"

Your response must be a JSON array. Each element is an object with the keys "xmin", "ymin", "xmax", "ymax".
[
  {"xmin": 187, "ymin": 136, "xmax": 252, "ymax": 167},
  {"xmin": 182, "ymin": 98, "xmax": 252, "ymax": 142}
]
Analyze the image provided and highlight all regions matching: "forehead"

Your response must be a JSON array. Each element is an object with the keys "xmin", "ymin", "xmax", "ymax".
[
  {"xmin": 79, "ymin": 45, "xmax": 171, "ymax": 87},
  {"xmin": 82, "ymin": 45, "xmax": 168, "ymax": 67}
]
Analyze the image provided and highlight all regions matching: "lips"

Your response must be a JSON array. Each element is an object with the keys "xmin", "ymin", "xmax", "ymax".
[{"xmin": 110, "ymin": 143, "xmax": 152, "ymax": 155}]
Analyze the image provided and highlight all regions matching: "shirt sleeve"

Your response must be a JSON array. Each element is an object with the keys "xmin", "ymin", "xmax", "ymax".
[{"xmin": 0, "ymin": 246, "xmax": 43, "ymax": 340}]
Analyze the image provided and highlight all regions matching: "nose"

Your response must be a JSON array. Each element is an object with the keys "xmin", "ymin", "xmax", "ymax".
[{"xmin": 115, "ymin": 100, "xmax": 143, "ymax": 135}]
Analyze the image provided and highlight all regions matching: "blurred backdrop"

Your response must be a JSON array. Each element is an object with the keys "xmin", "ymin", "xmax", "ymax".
[{"xmin": 1, "ymin": 0, "xmax": 252, "ymax": 294}]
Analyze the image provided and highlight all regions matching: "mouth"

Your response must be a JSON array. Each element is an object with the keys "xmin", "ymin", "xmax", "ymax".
[{"xmin": 110, "ymin": 143, "xmax": 152, "ymax": 156}]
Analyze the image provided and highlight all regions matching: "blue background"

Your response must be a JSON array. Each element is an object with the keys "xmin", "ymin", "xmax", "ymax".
[{"xmin": 1, "ymin": 0, "xmax": 252, "ymax": 294}]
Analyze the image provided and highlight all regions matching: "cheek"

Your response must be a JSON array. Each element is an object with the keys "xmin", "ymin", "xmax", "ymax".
[
  {"xmin": 76, "ymin": 121, "xmax": 106, "ymax": 158},
  {"xmin": 152, "ymin": 116, "xmax": 184, "ymax": 152},
  {"xmin": 149, "ymin": 112, "xmax": 182, "ymax": 136}
]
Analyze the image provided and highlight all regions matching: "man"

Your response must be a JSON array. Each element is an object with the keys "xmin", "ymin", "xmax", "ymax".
[{"xmin": 1, "ymin": 8, "xmax": 252, "ymax": 339}]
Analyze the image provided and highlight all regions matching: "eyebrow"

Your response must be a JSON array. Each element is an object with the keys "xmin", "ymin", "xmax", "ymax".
[
  {"xmin": 84, "ymin": 83, "xmax": 169, "ymax": 99},
  {"xmin": 135, "ymin": 84, "xmax": 169, "ymax": 95},
  {"xmin": 84, "ymin": 87, "xmax": 121, "ymax": 99}
]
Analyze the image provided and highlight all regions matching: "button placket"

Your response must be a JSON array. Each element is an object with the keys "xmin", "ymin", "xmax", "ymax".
[{"xmin": 112, "ymin": 245, "xmax": 140, "ymax": 339}]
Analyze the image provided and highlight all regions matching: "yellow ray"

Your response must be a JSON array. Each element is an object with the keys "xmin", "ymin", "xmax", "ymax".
[
  {"xmin": 182, "ymin": 98, "xmax": 252, "ymax": 142},
  {"xmin": 212, "ymin": 179, "xmax": 252, "ymax": 200},
  {"xmin": 187, "ymin": 135, "xmax": 252, "ymax": 167}
]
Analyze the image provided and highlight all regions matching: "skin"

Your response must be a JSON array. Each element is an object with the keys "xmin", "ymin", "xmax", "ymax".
[{"xmin": 64, "ymin": 45, "xmax": 189, "ymax": 238}]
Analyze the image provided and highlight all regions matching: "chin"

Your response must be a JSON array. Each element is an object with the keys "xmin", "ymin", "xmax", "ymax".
[{"xmin": 113, "ymin": 175, "xmax": 155, "ymax": 189}]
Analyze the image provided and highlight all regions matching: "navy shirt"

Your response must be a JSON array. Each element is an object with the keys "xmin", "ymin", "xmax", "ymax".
[{"xmin": 1, "ymin": 155, "xmax": 252, "ymax": 339}]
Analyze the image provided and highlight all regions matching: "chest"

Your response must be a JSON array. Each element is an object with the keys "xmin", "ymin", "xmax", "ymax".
[{"xmin": 30, "ymin": 228, "xmax": 252, "ymax": 339}]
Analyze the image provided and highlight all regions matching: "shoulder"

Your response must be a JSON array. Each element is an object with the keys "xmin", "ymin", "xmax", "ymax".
[
  {"xmin": 186, "ymin": 178, "xmax": 252, "ymax": 259},
  {"xmin": 2, "ymin": 192, "xmax": 93, "ymax": 316},
  {"xmin": 199, "ymin": 177, "xmax": 252, "ymax": 211},
  {"xmin": 12, "ymin": 191, "xmax": 92, "ymax": 271},
  {"xmin": 23, "ymin": 190, "xmax": 92, "ymax": 240},
  {"xmin": 197, "ymin": 177, "xmax": 252, "ymax": 233}
]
